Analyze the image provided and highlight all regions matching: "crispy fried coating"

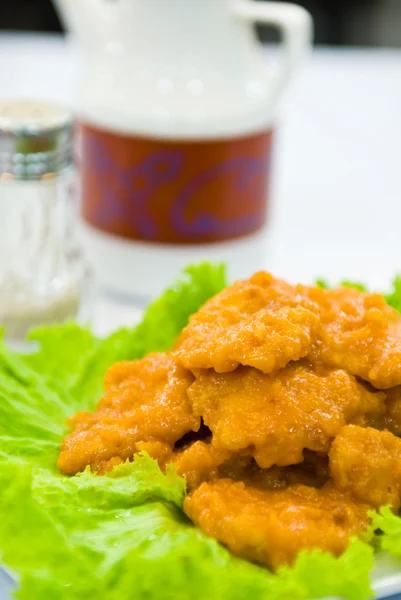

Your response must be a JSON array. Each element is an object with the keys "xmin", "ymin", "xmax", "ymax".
[
  {"xmin": 174, "ymin": 441, "xmax": 232, "ymax": 489},
  {"xmin": 184, "ymin": 479, "xmax": 370, "ymax": 570},
  {"xmin": 330, "ymin": 425, "xmax": 401, "ymax": 510},
  {"xmin": 173, "ymin": 272, "xmax": 319, "ymax": 374},
  {"xmin": 187, "ymin": 363, "xmax": 384, "ymax": 469},
  {"xmin": 57, "ymin": 354, "xmax": 199, "ymax": 475},
  {"xmin": 370, "ymin": 386, "xmax": 401, "ymax": 435},
  {"xmin": 383, "ymin": 387, "xmax": 401, "ymax": 434},
  {"xmin": 219, "ymin": 451, "xmax": 330, "ymax": 491},
  {"xmin": 58, "ymin": 272, "xmax": 401, "ymax": 570},
  {"xmin": 176, "ymin": 444, "xmax": 330, "ymax": 492},
  {"xmin": 306, "ymin": 286, "xmax": 401, "ymax": 389},
  {"xmin": 174, "ymin": 273, "xmax": 401, "ymax": 389}
]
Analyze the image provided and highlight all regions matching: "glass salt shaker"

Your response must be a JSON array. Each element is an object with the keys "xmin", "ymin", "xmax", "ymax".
[{"xmin": 0, "ymin": 100, "xmax": 93, "ymax": 345}]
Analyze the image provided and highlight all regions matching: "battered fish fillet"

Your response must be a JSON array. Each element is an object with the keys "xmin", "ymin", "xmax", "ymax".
[
  {"xmin": 57, "ymin": 353, "xmax": 199, "ymax": 475},
  {"xmin": 173, "ymin": 272, "xmax": 319, "ymax": 374},
  {"xmin": 184, "ymin": 479, "xmax": 370, "ymax": 570},
  {"xmin": 57, "ymin": 271, "xmax": 401, "ymax": 571},
  {"xmin": 369, "ymin": 386, "xmax": 401, "ymax": 435},
  {"xmin": 187, "ymin": 363, "xmax": 384, "ymax": 468},
  {"xmin": 174, "ymin": 273, "xmax": 401, "ymax": 388},
  {"xmin": 174, "ymin": 441, "xmax": 232, "ymax": 489},
  {"xmin": 175, "ymin": 443, "xmax": 330, "ymax": 491},
  {"xmin": 383, "ymin": 387, "xmax": 401, "ymax": 434},
  {"xmin": 218, "ymin": 450, "xmax": 330, "ymax": 490},
  {"xmin": 305, "ymin": 286, "xmax": 401, "ymax": 389},
  {"xmin": 330, "ymin": 425, "xmax": 401, "ymax": 510},
  {"xmin": 364, "ymin": 386, "xmax": 401, "ymax": 434}
]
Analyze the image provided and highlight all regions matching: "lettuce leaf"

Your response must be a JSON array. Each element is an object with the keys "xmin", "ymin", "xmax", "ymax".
[
  {"xmin": 277, "ymin": 539, "xmax": 373, "ymax": 600},
  {"xmin": 369, "ymin": 507, "xmax": 401, "ymax": 558},
  {"xmin": 383, "ymin": 276, "xmax": 401, "ymax": 313},
  {"xmin": 0, "ymin": 263, "xmax": 393, "ymax": 600},
  {"xmin": 0, "ymin": 457, "xmax": 373, "ymax": 600}
]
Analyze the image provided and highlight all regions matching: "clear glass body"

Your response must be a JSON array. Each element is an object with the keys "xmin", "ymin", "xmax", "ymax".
[{"xmin": 0, "ymin": 167, "xmax": 93, "ymax": 343}]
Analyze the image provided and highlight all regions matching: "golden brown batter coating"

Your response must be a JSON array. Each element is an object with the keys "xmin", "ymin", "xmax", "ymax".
[
  {"xmin": 57, "ymin": 354, "xmax": 199, "ymax": 475},
  {"xmin": 219, "ymin": 451, "xmax": 330, "ymax": 490},
  {"xmin": 173, "ymin": 441, "xmax": 232, "ymax": 489},
  {"xmin": 174, "ymin": 274, "xmax": 401, "ymax": 389},
  {"xmin": 306, "ymin": 286, "xmax": 401, "ymax": 389},
  {"xmin": 384, "ymin": 387, "xmax": 401, "ymax": 434},
  {"xmin": 187, "ymin": 363, "xmax": 384, "ymax": 469},
  {"xmin": 176, "ymin": 445, "xmax": 330, "ymax": 492},
  {"xmin": 330, "ymin": 425, "xmax": 401, "ymax": 510},
  {"xmin": 184, "ymin": 479, "xmax": 370, "ymax": 570},
  {"xmin": 371, "ymin": 386, "xmax": 401, "ymax": 434},
  {"xmin": 58, "ymin": 272, "xmax": 401, "ymax": 570},
  {"xmin": 173, "ymin": 272, "xmax": 319, "ymax": 374}
]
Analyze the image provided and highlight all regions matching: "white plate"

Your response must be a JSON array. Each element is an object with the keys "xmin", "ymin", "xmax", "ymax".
[
  {"xmin": 0, "ymin": 568, "xmax": 13, "ymax": 600},
  {"xmin": 370, "ymin": 554, "xmax": 401, "ymax": 599},
  {"xmin": 1, "ymin": 554, "xmax": 401, "ymax": 600}
]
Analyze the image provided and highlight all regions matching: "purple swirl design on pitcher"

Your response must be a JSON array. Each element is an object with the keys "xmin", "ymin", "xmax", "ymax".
[
  {"xmin": 85, "ymin": 133, "xmax": 183, "ymax": 238},
  {"xmin": 82, "ymin": 125, "xmax": 272, "ymax": 243},
  {"xmin": 170, "ymin": 156, "xmax": 268, "ymax": 238}
]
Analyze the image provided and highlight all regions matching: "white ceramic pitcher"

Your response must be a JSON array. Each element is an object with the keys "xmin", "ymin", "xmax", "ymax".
[{"xmin": 54, "ymin": 0, "xmax": 312, "ymax": 299}]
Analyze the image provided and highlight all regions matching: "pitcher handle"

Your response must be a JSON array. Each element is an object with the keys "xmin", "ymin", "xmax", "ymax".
[{"xmin": 232, "ymin": 1, "xmax": 313, "ymax": 99}]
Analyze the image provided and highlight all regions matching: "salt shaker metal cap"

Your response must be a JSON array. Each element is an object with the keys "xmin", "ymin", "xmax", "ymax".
[{"xmin": 0, "ymin": 100, "xmax": 73, "ymax": 181}]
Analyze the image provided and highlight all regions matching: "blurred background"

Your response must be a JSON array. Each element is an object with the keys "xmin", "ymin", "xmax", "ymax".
[
  {"xmin": 1, "ymin": 0, "xmax": 401, "ymax": 46},
  {"xmin": 0, "ymin": 0, "xmax": 400, "ymax": 329}
]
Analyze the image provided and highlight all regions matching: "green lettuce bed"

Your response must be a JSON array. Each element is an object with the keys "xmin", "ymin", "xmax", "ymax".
[{"xmin": 1, "ymin": 264, "xmax": 401, "ymax": 600}]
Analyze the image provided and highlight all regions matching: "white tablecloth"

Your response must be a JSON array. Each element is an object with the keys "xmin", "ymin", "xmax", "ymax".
[{"xmin": 1, "ymin": 33, "xmax": 401, "ymax": 333}]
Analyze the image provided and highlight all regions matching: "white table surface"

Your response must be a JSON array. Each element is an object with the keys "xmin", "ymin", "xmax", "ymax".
[{"xmin": 1, "ymin": 33, "xmax": 401, "ymax": 334}]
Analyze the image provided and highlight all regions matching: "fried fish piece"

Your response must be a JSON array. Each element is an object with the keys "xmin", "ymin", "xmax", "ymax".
[
  {"xmin": 184, "ymin": 479, "xmax": 370, "ymax": 570},
  {"xmin": 174, "ymin": 441, "xmax": 232, "ymax": 490},
  {"xmin": 219, "ymin": 450, "xmax": 330, "ymax": 491},
  {"xmin": 364, "ymin": 385, "xmax": 401, "ymax": 433},
  {"xmin": 305, "ymin": 286, "xmax": 401, "ymax": 389},
  {"xmin": 381, "ymin": 386, "xmax": 401, "ymax": 435},
  {"xmin": 175, "ymin": 442, "xmax": 330, "ymax": 492},
  {"xmin": 174, "ymin": 272, "xmax": 401, "ymax": 388},
  {"xmin": 57, "ymin": 353, "xmax": 199, "ymax": 475},
  {"xmin": 330, "ymin": 425, "xmax": 401, "ymax": 511},
  {"xmin": 173, "ymin": 272, "xmax": 319, "ymax": 374},
  {"xmin": 187, "ymin": 363, "xmax": 383, "ymax": 469}
]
